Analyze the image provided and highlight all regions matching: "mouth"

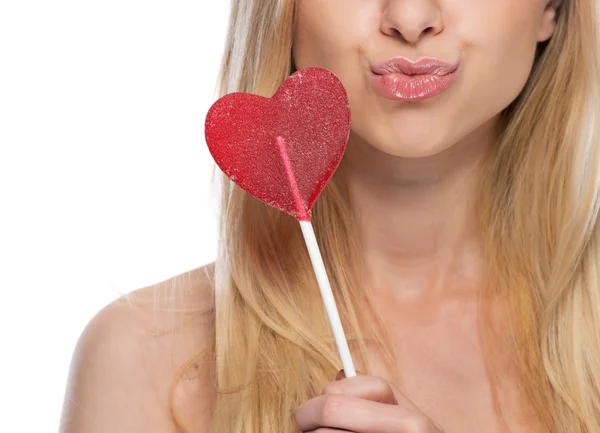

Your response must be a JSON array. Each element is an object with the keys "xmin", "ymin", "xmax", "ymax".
[{"xmin": 370, "ymin": 56, "xmax": 459, "ymax": 101}]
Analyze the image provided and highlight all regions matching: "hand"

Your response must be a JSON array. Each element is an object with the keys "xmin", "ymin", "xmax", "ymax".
[{"xmin": 296, "ymin": 371, "xmax": 445, "ymax": 432}]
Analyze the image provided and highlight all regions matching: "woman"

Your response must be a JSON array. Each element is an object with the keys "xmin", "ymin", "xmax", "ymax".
[{"xmin": 60, "ymin": 0, "xmax": 600, "ymax": 432}]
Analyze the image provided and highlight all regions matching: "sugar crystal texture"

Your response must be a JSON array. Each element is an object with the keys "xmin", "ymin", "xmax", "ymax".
[{"xmin": 205, "ymin": 67, "xmax": 351, "ymax": 221}]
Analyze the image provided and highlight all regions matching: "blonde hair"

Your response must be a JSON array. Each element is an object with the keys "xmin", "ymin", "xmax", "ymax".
[{"xmin": 174, "ymin": 0, "xmax": 600, "ymax": 431}]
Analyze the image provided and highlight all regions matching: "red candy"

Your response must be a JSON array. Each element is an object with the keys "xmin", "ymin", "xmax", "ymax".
[{"xmin": 204, "ymin": 67, "xmax": 351, "ymax": 221}]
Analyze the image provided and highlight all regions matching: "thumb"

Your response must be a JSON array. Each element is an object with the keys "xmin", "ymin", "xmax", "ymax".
[
  {"xmin": 335, "ymin": 369, "xmax": 365, "ymax": 381},
  {"xmin": 335, "ymin": 369, "xmax": 418, "ymax": 409}
]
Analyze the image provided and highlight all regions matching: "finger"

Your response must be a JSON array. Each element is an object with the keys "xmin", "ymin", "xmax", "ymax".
[
  {"xmin": 306, "ymin": 429, "xmax": 353, "ymax": 433},
  {"xmin": 338, "ymin": 375, "xmax": 420, "ymax": 410},
  {"xmin": 323, "ymin": 375, "xmax": 397, "ymax": 404},
  {"xmin": 325, "ymin": 377, "xmax": 444, "ymax": 431},
  {"xmin": 335, "ymin": 369, "xmax": 365, "ymax": 381},
  {"xmin": 297, "ymin": 394, "xmax": 434, "ymax": 433}
]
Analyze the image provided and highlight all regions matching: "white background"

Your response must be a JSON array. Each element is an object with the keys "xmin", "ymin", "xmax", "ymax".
[{"xmin": 0, "ymin": 1, "xmax": 230, "ymax": 430}]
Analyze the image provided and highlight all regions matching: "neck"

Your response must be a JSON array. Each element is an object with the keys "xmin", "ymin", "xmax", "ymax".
[{"xmin": 345, "ymin": 120, "xmax": 496, "ymax": 299}]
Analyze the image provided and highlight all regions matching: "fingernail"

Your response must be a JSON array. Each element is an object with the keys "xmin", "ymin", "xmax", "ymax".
[{"xmin": 335, "ymin": 369, "xmax": 346, "ymax": 381}]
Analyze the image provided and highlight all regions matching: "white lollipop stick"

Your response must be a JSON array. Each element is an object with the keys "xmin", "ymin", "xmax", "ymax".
[
  {"xmin": 276, "ymin": 136, "xmax": 356, "ymax": 377},
  {"xmin": 298, "ymin": 221, "xmax": 357, "ymax": 377}
]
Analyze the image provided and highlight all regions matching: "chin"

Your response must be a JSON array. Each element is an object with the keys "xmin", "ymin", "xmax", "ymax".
[
  {"xmin": 376, "ymin": 141, "xmax": 450, "ymax": 158},
  {"xmin": 355, "ymin": 125, "xmax": 452, "ymax": 158}
]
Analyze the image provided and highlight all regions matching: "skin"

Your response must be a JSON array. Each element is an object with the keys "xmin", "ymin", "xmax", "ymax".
[
  {"xmin": 59, "ymin": 1, "xmax": 561, "ymax": 432},
  {"xmin": 59, "ymin": 268, "xmax": 216, "ymax": 433},
  {"xmin": 293, "ymin": 0, "xmax": 559, "ymax": 432}
]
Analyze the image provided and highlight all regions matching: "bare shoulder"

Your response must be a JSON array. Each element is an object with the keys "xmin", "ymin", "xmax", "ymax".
[{"xmin": 59, "ymin": 264, "xmax": 216, "ymax": 433}]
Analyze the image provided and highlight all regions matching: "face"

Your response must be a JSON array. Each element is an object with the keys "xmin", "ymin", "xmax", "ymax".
[{"xmin": 293, "ymin": 0, "xmax": 559, "ymax": 158}]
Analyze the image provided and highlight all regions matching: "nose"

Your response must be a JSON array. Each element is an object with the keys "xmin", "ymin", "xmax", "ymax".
[{"xmin": 380, "ymin": 0, "xmax": 444, "ymax": 45}]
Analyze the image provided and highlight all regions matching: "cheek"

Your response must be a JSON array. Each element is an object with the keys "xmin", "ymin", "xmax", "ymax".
[
  {"xmin": 457, "ymin": 5, "xmax": 540, "ymax": 123},
  {"xmin": 293, "ymin": 1, "xmax": 374, "ymax": 70}
]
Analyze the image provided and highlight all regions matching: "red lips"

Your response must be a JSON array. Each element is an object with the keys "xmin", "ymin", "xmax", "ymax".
[
  {"xmin": 371, "ymin": 56, "xmax": 458, "ymax": 76},
  {"xmin": 370, "ymin": 56, "xmax": 459, "ymax": 101}
]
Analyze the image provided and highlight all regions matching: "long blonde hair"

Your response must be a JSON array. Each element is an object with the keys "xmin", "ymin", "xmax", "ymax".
[{"xmin": 174, "ymin": 0, "xmax": 600, "ymax": 431}]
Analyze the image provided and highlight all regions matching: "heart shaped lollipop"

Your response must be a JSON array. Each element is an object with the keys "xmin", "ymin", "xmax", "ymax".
[
  {"xmin": 204, "ymin": 67, "xmax": 351, "ymax": 221},
  {"xmin": 204, "ymin": 67, "xmax": 356, "ymax": 377}
]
